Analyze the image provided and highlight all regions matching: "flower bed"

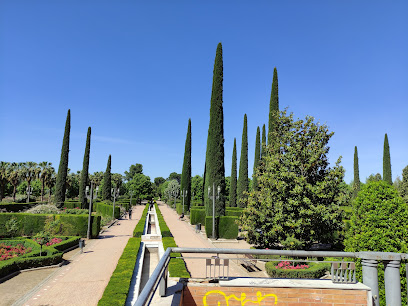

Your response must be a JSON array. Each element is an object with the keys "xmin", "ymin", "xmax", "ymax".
[
  {"xmin": 0, "ymin": 243, "xmax": 32, "ymax": 261},
  {"xmin": 266, "ymin": 261, "xmax": 330, "ymax": 279}
]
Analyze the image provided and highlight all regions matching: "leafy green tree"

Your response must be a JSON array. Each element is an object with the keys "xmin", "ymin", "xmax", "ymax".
[
  {"xmin": 191, "ymin": 175, "xmax": 203, "ymax": 203},
  {"xmin": 252, "ymin": 126, "xmax": 261, "ymax": 191},
  {"xmin": 38, "ymin": 162, "xmax": 53, "ymax": 202},
  {"xmin": 127, "ymin": 173, "xmax": 153, "ymax": 203},
  {"xmin": 164, "ymin": 179, "xmax": 180, "ymax": 204},
  {"xmin": 345, "ymin": 181, "xmax": 408, "ymax": 305},
  {"xmin": 65, "ymin": 171, "xmax": 79, "ymax": 199},
  {"xmin": 204, "ymin": 43, "xmax": 226, "ymax": 217},
  {"xmin": 167, "ymin": 172, "xmax": 181, "ymax": 183},
  {"xmin": 353, "ymin": 146, "xmax": 360, "ymax": 199},
  {"xmin": 229, "ymin": 138, "xmax": 237, "ymax": 207},
  {"xmin": 383, "ymin": 133, "xmax": 392, "ymax": 184},
  {"xmin": 90, "ymin": 171, "xmax": 104, "ymax": 187},
  {"xmin": 237, "ymin": 114, "xmax": 249, "ymax": 208},
  {"xmin": 102, "ymin": 155, "xmax": 112, "ymax": 201},
  {"xmin": 397, "ymin": 166, "xmax": 408, "ymax": 202},
  {"xmin": 124, "ymin": 164, "xmax": 143, "ymax": 181},
  {"xmin": 224, "ymin": 176, "xmax": 231, "ymax": 205},
  {"xmin": 79, "ymin": 127, "xmax": 91, "ymax": 208},
  {"xmin": 112, "ymin": 173, "xmax": 123, "ymax": 192},
  {"xmin": 180, "ymin": 119, "xmax": 192, "ymax": 209},
  {"xmin": 55, "ymin": 109, "xmax": 71, "ymax": 207},
  {"xmin": 366, "ymin": 173, "xmax": 382, "ymax": 183},
  {"xmin": 154, "ymin": 177, "xmax": 166, "ymax": 186},
  {"xmin": 241, "ymin": 111, "xmax": 344, "ymax": 249},
  {"xmin": 261, "ymin": 124, "xmax": 266, "ymax": 159},
  {"xmin": 268, "ymin": 67, "xmax": 279, "ymax": 144}
]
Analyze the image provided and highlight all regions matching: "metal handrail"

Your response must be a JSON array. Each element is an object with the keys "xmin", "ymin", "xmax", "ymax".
[{"xmin": 134, "ymin": 247, "xmax": 406, "ymax": 306}]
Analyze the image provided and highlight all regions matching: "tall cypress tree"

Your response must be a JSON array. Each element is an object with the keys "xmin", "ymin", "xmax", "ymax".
[
  {"xmin": 252, "ymin": 126, "xmax": 261, "ymax": 191},
  {"xmin": 54, "ymin": 109, "xmax": 71, "ymax": 208},
  {"xmin": 180, "ymin": 119, "xmax": 192, "ymax": 210},
  {"xmin": 353, "ymin": 146, "xmax": 360, "ymax": 198},
  {"xmin": 383, "ymin": 133, "xmax": 392, "ymax": 184},
  {"xmin": 79, "ymin": 127, "xmax": 91, "ymax": 209},
  {"xmin": 102, "ymin": 155, "xmax": 112, "ymax": 201},
  {"xmin": 237, "ymin": 114, "xmax": 248, "ymax": 208},
  {"xmin": 261, "ymin": 124, "xmax": 266, "ymax": 159},
  {"xmin": 229, "ymin": 138, "xmax": 237, "ymax": 207},
  {"xmin": 204, "ymin": 42, "xmax": 226, "ymax": 217},
  {"xmin": 268, "ymin": 67, "xmax": 279, "ymax": 144}
]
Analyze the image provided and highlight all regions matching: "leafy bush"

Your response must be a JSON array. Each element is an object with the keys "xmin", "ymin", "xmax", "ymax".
[
  {"xmin": 190, "ymin": 207, "xmax": 206, "ymax": 225},
  {"xmin": 176, "ymin": 203, "xmax": 188, "ymax": 215},
  {"xmin": 51, "ymin": 236, "xmax": 80, "ymax": 252},
  {"xmin": 26, "ymin": 204, "xmax": 60, "ymax": 214},
  {"xmin": 98, "ymin": 238, "xmax": 141, "ymax": 306},
  {"xmin": 5, "ymin": 217, "xmax": 20, "ymax": 237},
  {"xmin": 225, "ymin": 207, "xmax": 244, "ymax": 217},
  {"xmin": 63, "ymin": 202, "xmax": 81, "ymax": 209},
  {"xmin": 265, "ymin": 261, "xmax": 330, "ymax": 279},
  {"xmin": 205, "ymin": 216, "xmax": 238, "ymax": 239},
  {"xmin": 95, "ymin": 202, "xmax": 120, "ymax": 219},
  {"xmin": 154, "ymin": 204, "xmax": 172, "ymax": 237},
  {"xmin": 0, "ymin": 202, "xmax": 39, "ymax": 212},
  {"xmin": 345, "ymin": 181, "xmax": 408, "ymax": 306},
  {"xmin": 62, "ymin": 208, "xmax": 88, "ymax": 215}
]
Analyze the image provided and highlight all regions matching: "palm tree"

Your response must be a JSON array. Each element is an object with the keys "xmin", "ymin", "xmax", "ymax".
[
  {"xmin": 8, "ymin": 163, "xmax": 22, "ymax": 202},
  {"xmin": 21, "ymin": 162, "xmax": 40, "ymax": 203},
  {"xmin": 39, "ymin": 162, "xmax": 53, "ymax": 202},
  {"xmin": 90, "ymin": 171, "xmax": 104, "ymax": 187},
  {"xmin": 112, "ymin": 173, "xmax": 123, "ymax": 191},
  {"xmin": 44, "ymin": 166, "xmax": 56, "ymax": 203},
  {"xmin": 0, "ymin": 161, "xmax": 10, "ymax": 201}
]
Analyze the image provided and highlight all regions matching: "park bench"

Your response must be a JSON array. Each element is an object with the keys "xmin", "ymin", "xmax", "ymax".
[{"xmin": 241, "ymin": 254, "xmax": 259, "ymax": 271}]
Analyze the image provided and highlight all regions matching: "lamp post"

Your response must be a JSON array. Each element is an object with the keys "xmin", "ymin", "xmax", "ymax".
[
  {"xmin": 180, "ymin": 189, "xmax": 187, "ymax": 214},
  {"xmin": 26, "ymin": 186, "xmax": 32, "ymax": 203},
  {"xmin": 85, "ymin": 182, "xmax": 99, "ymax": 239},
  {"xmin": 111, "ymin": 187, "xmax": 120, "ymax": 220},
  {"xmin": 208, "ymin": 183, "xmax": 221, "ymax": 239}
]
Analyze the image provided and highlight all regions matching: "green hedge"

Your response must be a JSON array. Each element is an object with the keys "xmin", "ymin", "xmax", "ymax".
[
  {"xmin": 0, "ymin": 213, "xmax": 101, "ymax": 238},
  {"xmin": 205, "ymin": 216, "xmax": 238, "ymax": 239},
  {"xmin": 63, "ymin": 202, "xmax": 81, "ymax": 209},
  {"xmin": 52, "ymin": 236, "xmax": 81, "ymax": 252},
  {"xmin": 154, "ymin": 203, "xmax": 172, "ymax": 237},
  {"xmin": 95, "ymin": 202, "xmax": 120, "ymax": 219},
  {"xmin": 190, "ymin": 207, "xmax": 206, "ymax": 225},
  {"xmin": 265, "ymin": 261, "xmax": 330, "ymax": 279},
  {"xmin": 98, "ymin": 237, "xmax": 141, "ymax": 306},
  {"xmin": 133, "ymin": 205, "xmax": 149, "ymax": 237},
  {"xmin": 176, "ymin": 203, "xmax": 189, "ymax": 215},
  {"xmin": 225, "ymin": 207, "xmax": 244, "ymax": 217},
  {"xmin": 0, "ymin": 202, "xmax": 42, "ymax": 212}
]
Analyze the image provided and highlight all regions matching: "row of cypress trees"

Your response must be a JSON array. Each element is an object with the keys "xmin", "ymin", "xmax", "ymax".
[
  {"xmin": 54, "ymin": 109, "xmax": 113, "ymax": 209},
  {"xmin": 353, "ymin": 133, "xmax": 393, "ymax": 198}
]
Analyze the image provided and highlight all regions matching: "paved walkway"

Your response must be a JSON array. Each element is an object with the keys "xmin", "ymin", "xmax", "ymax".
[
  {"xmin": 156, "ymin": 201, "xmax": 267, "ymax": 279},
  {"xmin": 5, "ymin": 205, "xmax": 145, "ymax": 306}
]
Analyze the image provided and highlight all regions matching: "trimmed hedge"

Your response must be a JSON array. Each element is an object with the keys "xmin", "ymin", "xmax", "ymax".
[
  {"xmin": 155, "ymin": 203, "xmax": 190, "ymax": 278},
  {"xmin": 225, "ymin": 207, "xmax": 244, "ymax": 217},
  {"xmin": 133, "ymin": 205, "xmax": 149, "ymax": 237},
  {"xmin": 95, "ymin": 202, "xmax": 120, "ymax": 219},
  {"xmin": 0, "ymin": 213, "xmax": 101, "ymax": 238},
  {"xmin": 265, "ymin": 261, "xmax": 330, "ymax": 279},
  {"xmin": 176, "ymin": 203, "xmax": 189, "ymax": 215},
  {"xmin": 0, "ymin": 202, "xmax": 43, "ymax": 212},
  {"xmin": 52, "ymin": 236, "xmax": 81, "ymax": 252},
  {"xmin": 98, "ymin": 237, "xmax": 141, "ymax": 306},
  {"xmin": 205, "ymin": 216, "xmax": 238, "ymax": 239},
  {"xmin": 190, "ymin": 207, "xmax": 206, "ymax": 225},
  {"xmin": 63, "ymin": 202, "xmax": 81, "ymax": 209}
]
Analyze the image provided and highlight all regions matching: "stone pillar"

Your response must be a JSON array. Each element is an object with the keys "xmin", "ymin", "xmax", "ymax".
[
  {"xmin": 383, "ymin": 260, "xmax": 401, "ymax": 306},
  {"xmin": 362, "ymin": 259, "xmax": 379, "ymax": 306}
]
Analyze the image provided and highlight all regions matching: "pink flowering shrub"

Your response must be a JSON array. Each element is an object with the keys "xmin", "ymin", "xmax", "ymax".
[
  {"xmin": 45, "ymin": 238, "xmax": 63, "ymax": 246},
  {"xmin": 275, "ymin": 260, "xmax": 309, "ymax": 270},
  {"xmin": 0, "ymin": 243, "xmax": 32, "ymax": 261}
]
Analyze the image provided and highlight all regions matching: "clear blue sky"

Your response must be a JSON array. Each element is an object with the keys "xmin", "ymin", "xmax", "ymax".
[{"xmin": 1, "ymin": 1, "xmax": 407, "ymax": 184}]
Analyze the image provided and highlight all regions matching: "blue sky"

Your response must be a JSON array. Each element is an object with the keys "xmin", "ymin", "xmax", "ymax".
[{"xmin": 1, "ymin": 1, "xmax": 407, "ymax": 184}]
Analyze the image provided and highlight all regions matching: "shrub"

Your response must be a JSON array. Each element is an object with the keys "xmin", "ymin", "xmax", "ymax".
[
  {"xmin": 51, "ymin": 236, "xmax": 80, "ymax": 252},
  {"xmin": 154, "ymin": 203, "xmax": 172, "ymax": 237},
  {"xmin": 63, "ymin": 202, "xmax": 81, "ymax": 209},
  {"xmin": 26, "ymin": 204, "xmax": 60, "ymax": 214},
  {"xmin": 345, "ymin": 181, "xmax": 408, "ymax": 305},
  {"xmin": 0, "ymin": 202, "xmax": 39, "ymax": 212},
  {"xmin": 190, "ymin": 207, "xmax": 206, "ymax": 225},
  {"xmin": 95, "ymin": 202, "xmax": 120, "ymax": 219},
  {"xmin": 265, "ymin": 261, "xmax": 330, "ymax": 279},
  {"xmin": 5, "ymin": 217, "xmax": 20, "ymax": 238},
  {"xmin": 62, "ymin": 208, "xmax": 88, "ymax": 215},
  {"xmin": 176, "ymin": 203, "xmax": 188, "ymax": 215},
  {"xmin": 225, "ymin": 207, "xmax": 243, "ymax": 217},
  {"xmin": 98, "ymin": 238, "xmax": 141, "ymax": 306},
  {"xmin": 206, "ymin": 216, "xmax": 238, "ymax": 239}
]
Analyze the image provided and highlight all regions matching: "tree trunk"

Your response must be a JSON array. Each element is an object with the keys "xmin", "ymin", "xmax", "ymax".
[
  {"xmin": 41, "ymin": 179, "xmax": 45, "ymax": 202},
  {"xmin": 13, "ymin": 186, "xmax": 17, "ymax": 202},
  {"xmin": 26, "ymin": 182, "xmax": 30, "ymax": 203},
  {"xmin": 0, "ymin": 184, "xmax": 4, "ymax": 201}
]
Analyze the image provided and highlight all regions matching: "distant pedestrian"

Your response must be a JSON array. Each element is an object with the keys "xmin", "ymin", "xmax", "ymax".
[
  {"xmin": 128, "ymin": 208, "xmax": 132, "ymax": 220},
  {"xmin": 179, "ymin": 213, "xmax": 184, "ymax": 221}
]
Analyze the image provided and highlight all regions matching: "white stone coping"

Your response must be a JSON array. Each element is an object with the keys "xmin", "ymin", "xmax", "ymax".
[{"xmin": 219, "ymin": 278, "xmax": 371, "ymax": 291}]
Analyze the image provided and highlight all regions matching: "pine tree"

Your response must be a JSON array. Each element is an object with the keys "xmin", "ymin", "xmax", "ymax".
[
  {"xmin": 204, "ymin": 43, "xmax": 226, "ymax": 217},
  {"xmin": 252, "ymin": 126, "xmax": 261, "ymax": 191},
  {"xmin": 102, "ymin": 155, "xmax": 112, "ymax": 201},
  {"xmin": 79, "ymin": 127, "xmax": 91, "ymax": 209},
  {"xmin": 261, "ymin": 124, "xmax": 266, "ymax": 159},
  {"xmin": 229, "ymin": 138, "xmax": 237, "ymax": 207},
  {"xmin": 268, "ymin": 67, "xmax": 279, "ymax": 144},
  {"xmin": 237, "ymin": 114, "xmax": 249, "ymax": 207},
  {"xmin": 383, "ymin": 133, "xmax": 392, "ymax": 184},
  {"xmin": 353, "ymin": 146, "xmax": 360, "ymax": 198},
  {"xmin": 54, "ymin": 109, "xmax": 71, "ymax": 208},
  {"xmin": 180, "ymin": 119, "xmax": 192, "ymax": 210}
]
